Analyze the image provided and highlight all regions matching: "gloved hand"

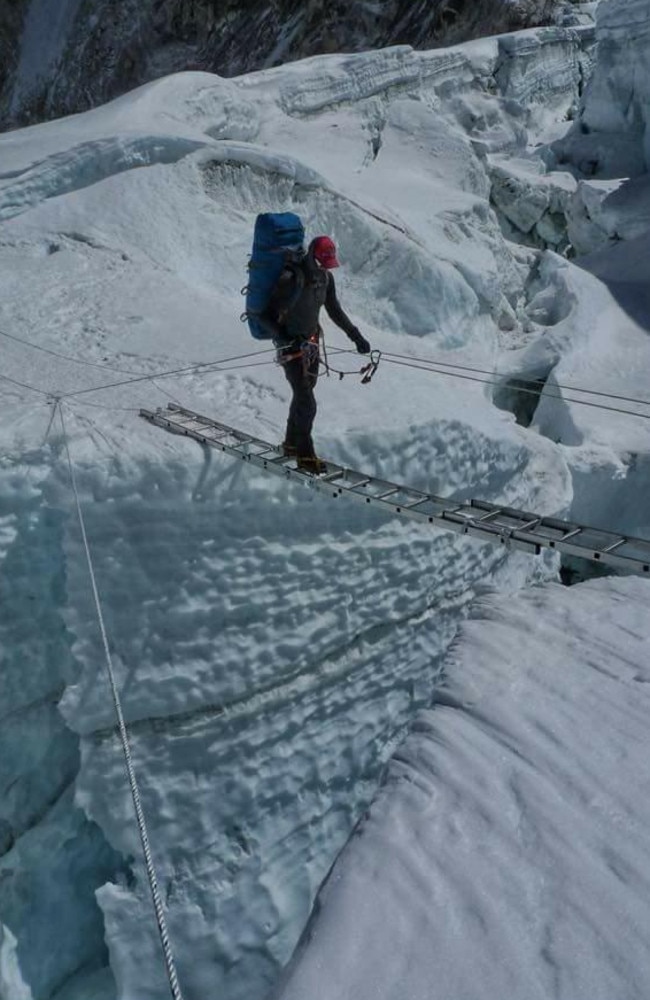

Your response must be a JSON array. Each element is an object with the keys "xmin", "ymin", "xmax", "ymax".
[{"xmin": 351, "ymin": 328, "xmax": 371, "ymax": 354}]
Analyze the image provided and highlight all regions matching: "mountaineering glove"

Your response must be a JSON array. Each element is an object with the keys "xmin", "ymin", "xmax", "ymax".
[{"xmin": 351, "ymin": 329, "xmax": 371, "ymax": 354}]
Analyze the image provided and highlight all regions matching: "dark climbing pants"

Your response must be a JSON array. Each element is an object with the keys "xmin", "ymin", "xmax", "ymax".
[{"xmin": 282, "ymin": 345, "xmax": 320, "ymax": 458}]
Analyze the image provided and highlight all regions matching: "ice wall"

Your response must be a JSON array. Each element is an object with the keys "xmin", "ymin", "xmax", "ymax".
[
  {"xmin": 486, "ymin": 0, "xmax": 650, "ymax": 257},
  {"xmin": 555, "ymin": 0, "xmax": 650, "ymax": 177},
  {"xmin": 0, "ymin": 458, "xmax": 126, "ymax": 1000}
]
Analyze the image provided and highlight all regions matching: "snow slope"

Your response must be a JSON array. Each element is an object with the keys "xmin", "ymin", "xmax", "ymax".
[
  {"xmin": 1, "ymin": 8, "xmax": 649, "ymax": 1000},
  {"xmin": 274, "ymin": 575, "xmax": 650, "ymax": 1000}
]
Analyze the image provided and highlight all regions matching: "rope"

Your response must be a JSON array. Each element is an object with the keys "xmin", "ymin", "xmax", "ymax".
[
  {"xmin": 58, "ymin": 403, "xmax": 185, "ymax": 1000},
  {"xmin": 375, "ymin": 348, "xmax": 650, "ymax": 410},
  {"xmin": 0, "ymin": 325, "xmax": 145, "ymax": 375},
  {"xmin": 0, "ymin": 371, "xmax": 52, "ymax": 396},
  {"xmin": 378, "ymin": 354, "xmax": 650, "ymax": 421},
  {"xmin": 59, "ymin": 347, "xmax": 277, "ymax": 399},
  {"xmin": 4, "ymin": 319, "xmax": 650, "ymax": 424},
  {"xmin": 325, "ymin": 345, "xmax": 650, "ymax": 423},
  {"xmin": 8, "ymin": 317, "xmax": 649, "ymax": 410}
]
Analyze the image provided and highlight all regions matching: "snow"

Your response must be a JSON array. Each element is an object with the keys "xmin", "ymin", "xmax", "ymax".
[
  {"xmin": 274, "ymin": 575, "xmax": 650, "ymax": 1000},
  {"xmin": 1, "ymin": 5, "xmax": 649, "ymax": 1000}
]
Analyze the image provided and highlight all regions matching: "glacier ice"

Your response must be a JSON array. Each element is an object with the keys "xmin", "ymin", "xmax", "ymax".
[
  {"xmin": 1, "ymin": 4, "xmax": 650, "ymax": 1000},
  {"xmin": 553, "ymin": 0, "xmax": 650, "ymax": 177}
]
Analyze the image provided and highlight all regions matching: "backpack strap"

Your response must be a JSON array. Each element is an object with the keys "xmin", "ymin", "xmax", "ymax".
[{"xmin": 276, "ymin": 252, "xmax": 306, "ymax": 323}]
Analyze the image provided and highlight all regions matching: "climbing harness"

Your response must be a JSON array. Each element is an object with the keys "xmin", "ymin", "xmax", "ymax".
[{"xmin": 276, "ymin": 331, "xmax": 320, "ymax": 382}]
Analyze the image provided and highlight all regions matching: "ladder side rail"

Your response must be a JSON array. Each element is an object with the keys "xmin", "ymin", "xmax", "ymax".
[
  {"xmin": 480, "ymin": 506, "xmax": 631, "ymax": 554},
  {"xmin": 343, "ymin": 490, "xmax": 649, "ymax": 571},
  {"xmin": 470, "ymin": 498, "xmax": 584, "ymax": 539},
  {"xmin": 144, "ymin": 410, "xmax": 266, "ymax": 456},
  {"xmin": 140, "ymin": 409, "xmax": 650, "ymax": 575},
  {"xmin": 166, "ymin": 404, "xmax": 267, "ymax": 449},
  {"xmin": 551, "ymin": 536, "xmax": 650, "ymax": 574}
]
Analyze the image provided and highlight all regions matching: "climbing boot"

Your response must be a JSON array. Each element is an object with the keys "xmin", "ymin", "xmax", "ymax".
[{"xmin": 297, "ymin": 455, "xmax": 328, "ymax": 475}]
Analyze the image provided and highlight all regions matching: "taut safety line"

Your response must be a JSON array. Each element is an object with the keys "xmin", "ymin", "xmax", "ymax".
[{"xmin": 59, "ymin": 405, "xmax": 185, "ymax": 1000}]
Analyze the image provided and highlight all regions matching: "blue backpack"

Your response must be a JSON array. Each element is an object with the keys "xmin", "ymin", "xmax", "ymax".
[{"xmin": 243, "ymin": 212, "xmax": 305, "ymax": 339}]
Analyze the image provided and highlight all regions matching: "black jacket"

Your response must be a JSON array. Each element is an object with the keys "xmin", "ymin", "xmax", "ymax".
[{"xmin": 262, "ymin": 248, "xmax": 360, "ymax": 346}]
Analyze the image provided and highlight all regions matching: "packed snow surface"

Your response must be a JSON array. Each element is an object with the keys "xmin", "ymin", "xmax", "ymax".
[
  {"xmin": 274, "ymin": 575, "xmax": 650, "ymax": 1000},
  {"xmin": 1, "ymin": 5, "xmax": 650, "ymax": 1000}
]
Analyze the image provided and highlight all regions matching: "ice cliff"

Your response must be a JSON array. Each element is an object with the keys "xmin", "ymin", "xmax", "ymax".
[{"xmin": 488, "ymin": 0, "xmax": 650, "ymax": 255}]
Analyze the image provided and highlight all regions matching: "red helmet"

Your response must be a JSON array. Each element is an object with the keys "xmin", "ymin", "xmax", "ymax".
[{"xmin": 312, "ymin": 235, "xmax": 340, "ymax": 269}]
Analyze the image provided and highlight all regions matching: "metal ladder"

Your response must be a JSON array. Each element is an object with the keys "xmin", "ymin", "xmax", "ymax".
[{"xmin": 140, "ymin": 404, "xmax": 650, "ymax": 576}]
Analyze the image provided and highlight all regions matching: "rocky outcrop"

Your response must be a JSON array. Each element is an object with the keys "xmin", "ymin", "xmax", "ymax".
[
  {"xmin": 0, "ymin": 0, "xmax": 30, "ymax": 109},
  {"xmin": 0, "ymin": 0, "xmax": 591, "ymax": 129}
]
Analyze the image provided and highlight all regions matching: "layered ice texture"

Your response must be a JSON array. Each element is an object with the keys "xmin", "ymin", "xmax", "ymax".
[
  {"xmin": 493, "ymin": 0, "xmax": 650, "ymax": 254},
  {"xmin": 562, "ymin": 0, "xmax": 650, "ymax": 177},
  {"xmin": 1, "ymin": 4, "xmax": 650, "ymax": 999}
]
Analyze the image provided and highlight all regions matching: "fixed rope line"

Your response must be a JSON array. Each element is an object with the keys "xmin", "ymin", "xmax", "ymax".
[
  {"xmin": 60, "ymin": 360, "xmax": 280, "ymax": 412},
  {"xmin": 0, "ymin": 370, "xmax": 53, "ymax": 396},
  {"xmin": 59, "ymin": 346, "xmax": 277, "ymax": 399},
  {"xmin": 1, "ymin": 345, "xmax": 278, "ymax": 414},
  {"xmin": 0, "ymin": 326, "xmax": 145, "ymax": 376},
  {"xmin": 0, "ymin": 325, "xmax": 277, "ymax": 381},
  {"xmin": 58, "ymin": 403, "xmax": 185, "ymax": 1000},
  {"xmin": 378, "ymin": 355, "xmax": 650, "ymax": 422},
  {"xmin": 373, "ymin": 348, "xmax": 650, "ymax": 410},
  {"xmin": 3, "ymin": 316, "xmax": 650, "ymax": 409},
  {"xmin": 0, "ymin": 326, "xmax": 278, "ymax": 383},
  {"xmin": 5, "ymin": 330, "xmax": 650, "ymax": 423}
]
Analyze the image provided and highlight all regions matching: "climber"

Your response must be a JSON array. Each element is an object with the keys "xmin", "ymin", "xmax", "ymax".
[{"xmin": 262, "ymin": 235, "xmax": 370, "ymax": 475}]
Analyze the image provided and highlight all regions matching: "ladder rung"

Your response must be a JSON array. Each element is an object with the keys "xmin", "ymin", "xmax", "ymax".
[
  {"xmin": 192, "ymin": 425, "xmax": 240, "ymax": 444},
  {"xmin": 375, "ymin": 488, "xmax": 400, "ymax": 501},
  {"xmin": 228, "ymin": 434, "xmax": 255, "ymax": 446},
  {"xmin": 600, "ymin": 537, "xmax": 627, "ymax": 554},
  {"xmin": 320, "ymin": 469, "xmax": 346, "ymax": 483},
  {"xmin": 179, "ymin": 416, "xmax": 224, "ymax": 434},
  {"xmin": 405, "ymin": 496, "xmax": 431, "ymax": 510},
  {"xmin": 349, "ymin": 477, "xmax": 373, "ymax": 490},
  {"xmin": 476, "ymin": 508, "xmax": 503, "ymax": 523},
  {"xmin": 193, "ymin": 424, "xmax": 229, "ymax": 438},
  {"xmin": 166, "ymin": 412, "xmax": 196, "ymax": 425},
  {"xmin": 518, "ymin": 517, "xmax": 542, "ymax": 531},
  {"xmin": 562, "ymin": 528, "xmax": 582, "ymax": 541}
]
